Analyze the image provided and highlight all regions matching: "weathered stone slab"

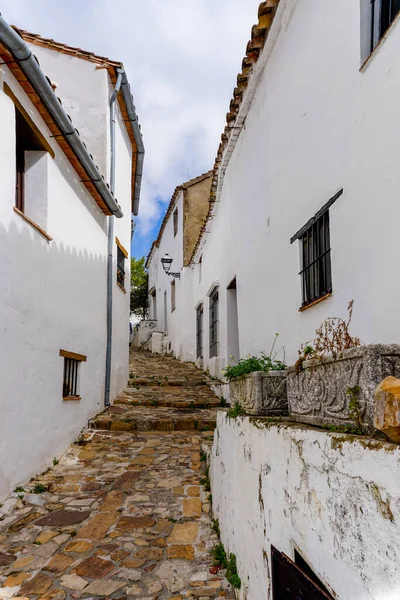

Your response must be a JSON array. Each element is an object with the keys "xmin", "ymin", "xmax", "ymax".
[
  {"xmin": 35, "ymin": 510, "xmax": 91, "ymax": 527},
  {"xmin": 73, "ymin": 556, "xmax": 114, "ymax": 577},
  {"xmin": 0, "ymin": 552, "xmax": 14, "ymax": 566},
  {"xmin": 287, "ymin": 344, "xmax": 400, "ymax": 432},
  {"xmin": 117, "ymin": 516, "xmax": 155, "ymax": 531},
  {"xmin": 229, "ymin": 371, "xmax": 288, "ymax": 416},
  {"xmin": 374, "ymin": 376, "xmax": 400, "ymax": 442},
  {"xmin": 76, "ymin": 511, "xmax": 118, "ymax": 540}
]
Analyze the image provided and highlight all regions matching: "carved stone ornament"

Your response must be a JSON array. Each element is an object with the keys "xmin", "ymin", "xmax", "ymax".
[
  {"xmin": 287, "ymin": 344, "xmax": 400, "ymax": 432},
  {"xmin": 229, "ymin": 371, "xmax": 288, "ymax": 416}
]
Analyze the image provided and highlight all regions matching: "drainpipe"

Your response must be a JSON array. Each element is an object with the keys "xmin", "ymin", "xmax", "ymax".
[
  {"xmin": 104, "ymin": 69, "xmax": 123, "ymax": 407},
  {"xmin": 0, "ymin": 14, "xmax": 123, "ymax": 218}
]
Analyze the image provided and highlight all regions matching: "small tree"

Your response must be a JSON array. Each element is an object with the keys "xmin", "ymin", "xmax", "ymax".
[{"xmin": 130, "ymin": 256, "xmax": 148, "ymax": 319}]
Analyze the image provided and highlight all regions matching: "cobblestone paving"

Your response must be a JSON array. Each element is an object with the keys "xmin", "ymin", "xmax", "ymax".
[{"xmin": 0, "ymin": 349, "xmax": 232, "ymax": 599}]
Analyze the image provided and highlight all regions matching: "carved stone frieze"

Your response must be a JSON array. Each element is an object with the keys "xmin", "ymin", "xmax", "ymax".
[
  {"xmin": 287, "ymin": 344, "xmax": 400, "ymax": 432},
  {"xmin": 229, "ymin": 371, "xmax": 288, "ymax": 416}
]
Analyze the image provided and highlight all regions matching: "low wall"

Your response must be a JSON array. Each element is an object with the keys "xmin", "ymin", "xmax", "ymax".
[{"xmin": 210, "ymin": 413, "xmax": 400, "ymax": 600}]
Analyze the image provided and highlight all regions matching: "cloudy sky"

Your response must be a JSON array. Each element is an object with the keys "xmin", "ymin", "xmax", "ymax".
[{"xmin": 1, "ymin": 0, "xmax": 261, "ymax": 258}]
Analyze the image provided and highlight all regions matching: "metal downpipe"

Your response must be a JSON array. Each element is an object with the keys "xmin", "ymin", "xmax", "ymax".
[{"xmin": 104, "ymin": 69, "xmax": 123, "ymax": 408}]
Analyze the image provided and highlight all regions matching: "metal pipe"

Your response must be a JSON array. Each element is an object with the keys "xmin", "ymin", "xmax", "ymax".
[
  {"xmin": 104, "ymin": 69, "xmax": 123, "ymax": 408},
  {"xmin": 120, "ymin": 72, "xmax": 145, "ymax": 216},
  {"xmin": 0, "ymin": 14, "xmax": 123, "ymax": 218}
]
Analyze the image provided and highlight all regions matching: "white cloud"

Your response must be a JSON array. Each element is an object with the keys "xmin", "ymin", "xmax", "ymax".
[{"xmin": 1, "ymin": 0, "xmax": 261, "ymax": 241}]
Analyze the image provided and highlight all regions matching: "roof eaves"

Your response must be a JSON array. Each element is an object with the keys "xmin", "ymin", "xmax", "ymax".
[{"xmin": 189, "ymin": 0, "xmax": 281, "ymax": 265}]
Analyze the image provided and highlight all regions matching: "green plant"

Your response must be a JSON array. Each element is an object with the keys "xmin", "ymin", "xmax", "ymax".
[
  {"xmin": 200, "ymin": 465, "xmax": 211, "ymax": 492},
  {"xmin": 220, "ymin": 397, "xmax": 227, "ymax": 408},
  {"xmin": 200, "ymin": 450, "xmax": 207, "ymax": 463},
  {"xmin": 346, "ymin": 385, "xmax": 362, "ymax": 428},
  {"xmin": 227, "ymin": 402, "xmax": 245, "ymax": 419},
  {"xmin": 226, "ymin": 553, "xmax": 241, "ymax": 589},
  {"xmin": 211, "ymin": 518, "xmax": 220, "ymax": 536},
  {"xmin": 14, "ymin": 486, "xmax": 25, "ymax": 494},
  {"xmin": 32, "ymin": 483, "xmax": 47, "ymax": 494},
  {"xmin": 53, "ymin": 458, "xmax": 59, "ymax": 466},
  {"xmin": 224, "ymin": 355, "xmax": 286, "ymax": 381},
  {"xmin": 188, "ymin": 402, "xmax": 196, "ymax": 409},
  {"xmin": 211, "ymin": 543, "xmax": 227, "ymax": 567}
]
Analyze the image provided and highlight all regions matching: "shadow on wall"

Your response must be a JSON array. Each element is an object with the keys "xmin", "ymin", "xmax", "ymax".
[{"xmin": 0, "ymin": 218, "xmax": 108, "ymax": 498}]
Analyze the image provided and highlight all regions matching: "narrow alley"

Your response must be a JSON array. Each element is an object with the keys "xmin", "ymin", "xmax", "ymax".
[{"xmin": 0, "ymin": 349, "xmax": 231, "ymax": 600}]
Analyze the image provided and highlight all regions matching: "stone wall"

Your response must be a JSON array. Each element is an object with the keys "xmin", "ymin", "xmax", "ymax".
[{"xmin": 210, "ymin": 413, "xmax": 400, "ymax": 600}]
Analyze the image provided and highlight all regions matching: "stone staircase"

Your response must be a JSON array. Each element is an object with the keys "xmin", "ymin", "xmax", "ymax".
[{"xmin": 90, "ymin": 347, "xmax": 224, "ymax": 432}]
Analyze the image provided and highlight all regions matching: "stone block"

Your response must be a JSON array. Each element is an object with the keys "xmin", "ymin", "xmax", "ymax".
[
  {"xmin": 229, "ymin": 371, "xmax": 287, "ymax": 416},
  {"xmin": 287, "ymin": 344, "xmax": 400, "ymax": 432},
  {"xmin": 374, "ymin": 376, "xmax": 400, "ymax": 442}
]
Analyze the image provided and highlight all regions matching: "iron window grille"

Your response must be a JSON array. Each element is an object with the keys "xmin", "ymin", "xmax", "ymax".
[
  {"xmin": 196, "ymin": 304, "xmax": 204, "ymax": 359},
  {"xmin": 209, "ymin": 288, "xmax": 219, "ymax": 358},
  {"xmin": 272, "ymin": 546, "xmax": 333, "ymax": 599},
  {"xmin": 173, "ymin": 208, "xmax": 178, "ymax": 237},
  {"xmin": 117, "ymin": 246, "xmax": 125, "ymax": 289},
  {"xmin": 370, "ymin": 0, "xmax": 400, "ymax": 52},
  {"xmin": 291, "ymin": 190, "xmax": 342, "ymax": 309},
  {"xmin": 63, "ymin": 358, "xmax": 80, "ymax": 399}
]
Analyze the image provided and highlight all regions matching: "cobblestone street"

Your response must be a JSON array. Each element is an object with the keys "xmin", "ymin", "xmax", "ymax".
[{"xmin": 0, "ymin": 349, "xmax": 232, "ymax": 599}]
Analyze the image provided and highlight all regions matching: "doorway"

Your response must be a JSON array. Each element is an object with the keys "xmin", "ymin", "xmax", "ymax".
[
  {"xmin": 226, "ymin": 277, "xmax": 240, "ymax": 364},
  {"xmin": 163, "ymin": 290, "xmax": 168, "ymax": 333}
]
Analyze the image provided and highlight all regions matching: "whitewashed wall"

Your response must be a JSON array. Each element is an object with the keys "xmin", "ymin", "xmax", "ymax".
[
  {"xmin": 0, "ymin": 50, "xmax": 132, "ymax": 499},
  {"xmin": 211, "ymin": 413, "xmax": 400, "ymax": 600},
  {"xmin": 152, "ymin": 0, "xmax": 400, "ymax": 378}
]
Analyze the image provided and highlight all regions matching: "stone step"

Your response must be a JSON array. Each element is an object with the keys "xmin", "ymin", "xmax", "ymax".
[
  {"xmin": 89, "ymin": 406, "xmax": 221, "ymax": 433},
  {"xmin": 119, "ymin": 386, "xmax": 220, "ymax": 408},
  {"xmin": 116, "ymin": 396, "xmax": 220, "ymax": 409},
  {"xmin": 128, "ymin": 377, "xmax": 212, "ymax": 387}
]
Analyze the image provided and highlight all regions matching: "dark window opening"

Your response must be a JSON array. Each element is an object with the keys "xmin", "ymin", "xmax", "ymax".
[
  {"xmin": 294, "ymin": 550, "xmax": 332, "ymax": 597},
  {"xmin": 63, "ymin": 358, "xmax": 80, "ymax": 399},
  {"xmin": 173, "ymin": 208, "xmax": 178, "ymax": 237},
  {"xmin": 15, "ymin": 108, "xmax": 45, "ymax": 212},
  {"xmin": 380, "ymin": 0, "xmax": 400, "ymax": 37},
  {"xmin": 209, "ymin": 288, "xmax": 219, "ymax": 358},
  {"xmin": 272, "ymin": 546, "xmax": 333, "ymax": 600},
  {"xmin": 117, "ymin": 246, "xmax": 125, "ymax": 289},
  {"xmin": 196, "ymin": 304, "xmax": 203, "ymax": 359},
  {"xmin": 300, "ymin": 211, "xmax": 332, "ymax": 307},
  {"xmin": 171, "ymin": 279, "xmax": 176, "ymax": 312}
]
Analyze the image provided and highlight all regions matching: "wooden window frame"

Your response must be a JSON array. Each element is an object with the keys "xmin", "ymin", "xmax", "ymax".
[
  {"xmin": 209, "ymin": 288, "xmax": 219, "ymax": 358},
  {"xmin": 116, "ymin": 238, "xmax": 128, "ymax": 292},
  {"xmin": 59, "ymin": 349, "xmax": 86, "ymax": 401},
  {"xmin": 196, "ymin": 303, "xmax": 204, "ymax": 359}
]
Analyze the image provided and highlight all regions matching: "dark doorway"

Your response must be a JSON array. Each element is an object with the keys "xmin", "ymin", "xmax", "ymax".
[
  {"xmin": 272, "ymin": 546, "xmax": 333, "ymax": 600},
  {"xmin": 226, "ymin": 277, "xmax": 239, "ymax": 364}
]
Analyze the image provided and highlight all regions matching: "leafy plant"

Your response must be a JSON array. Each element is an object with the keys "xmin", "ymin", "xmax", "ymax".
[
  {"xmin": 130, "ymin": 256, "xmax": 148, "ymax": 319},
  {"xmin": 32, "ymin": 483, "xmax": 47, "ymax": 494},
  {"xmin": 211, "ymin": 543, "xmax": 227, "ymax": 567},
  {"xmin": 52, "ymin": 458, "xmax": 59, "ymax": 466},
  {"xmin": 224, "ymin": 335, "xmax": 286, "ymax": 381},
  {"xmin": 219, "ymin": 397, "xmax": 227, "ymax": 408},
  {"xmin": 226, "ymin": 553, "xmax": 242, "ymax": 589},
  {"xmin": 14, "ymin": 486, "xmax": 25, "ymax": 494},
  {"xmin": 227, "ymin": 402, "xmax": 245, "ymax": 419},
  {"xmin": 200, "ymin": 450, "xmax": 207, "ymax": 463},
  {"xmin": 211, "ymin": 518, "xmax": 220, "ymax": 536}
]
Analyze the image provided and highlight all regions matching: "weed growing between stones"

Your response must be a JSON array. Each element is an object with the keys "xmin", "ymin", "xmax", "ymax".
[
  {"xmin": 32, "ymin": 483, "xmax": 47, "ymax": 494},
  {"xmin": 212, "ymin": 518, "xmax": 220, "ymax": 536},
  {"xmin": 52, "ymin": 457, "xmax": 59, "ymax": 466},
  {"xmin": 210, "ymin": 543, "xmax": 241, "ymax": 589},
  {"xmin": 220, "ymin": 397, "xmax": 227, "ymax": 407},
  {"xmin": 227, "ymin": 402, "xmax": 245, "ymax": 419},
  {"xmin": 200, "ymin": 465, "xmax": 211, "ymax": 492},
  {"xmin": 14, "ymin": 486, "xmax": 25, "ymax": 494},
  {"xmin": 346, "ymin": 385, "xmax": 362, "ymax": 428},
  {"xmin": 200, "ymin": 450, "xmax": 207, "ymax": 462}
]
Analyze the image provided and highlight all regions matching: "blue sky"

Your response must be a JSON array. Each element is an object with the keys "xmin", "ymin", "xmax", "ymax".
[{"xmin": 1, "ymin": 0, "xmax": 262, "ymax": 260}]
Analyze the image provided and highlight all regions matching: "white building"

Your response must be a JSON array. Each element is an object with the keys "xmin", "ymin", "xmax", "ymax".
[
  {"xmin": 0, "ymin": 18, "xmax": 144, "ymax": 499},
  {"xmin": 147, "ymin": 0, "xmax": 400, "ymax": 379}
]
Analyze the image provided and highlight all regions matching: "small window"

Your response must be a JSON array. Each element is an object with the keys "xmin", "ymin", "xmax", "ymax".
[
  {"xmin": 171, "ymin": 279, "xmax": 176, "ymax": 312},
  {"xmin": 291, "ymin": 190, "xmax": 342, "ymax": 309},
  {"xmin": 196, "ymin": 303, "xmax": 204, "ymax": 359},
  {"xmin": 116, "ymin": 237, "xmax": 128, "ymax": 292},
  {"xmin": 15, "ymin": 107, "xmax": 47, "ymax": 213},
  {"xmin": 59, "ymin": 350, "xmax": 87, "ymax": 401},
  {"xmin": 173, "ymin": 208, "xmax": 178, "ymax": 237},
  {"xmin": 209, "ymin": 288, "xmax": 219, "ymax": 358},
  {"xmin": 199, "ymin": 255, "xmax": 203, "ymax": 283},
  {"xmin": 361, "ymin": 0, "xmax": 400, "ymax": 61}
]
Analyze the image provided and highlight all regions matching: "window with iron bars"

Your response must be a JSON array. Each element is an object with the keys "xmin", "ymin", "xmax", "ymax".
[
  {"xmin": 117, "ymin": 245, "xmax": 125, "ymax": 290},
  {"xmin": 173, "ymin": 208, "xmax": 178, "ymax": 237},
  {"xmin": 299, "ymin": 211, "xmax": 332, "ymax": 308},
  {"xmin": 209, "ymin": 289, "xmax": 219, "ymax": 358},
  {"xmin": 62, "ymin": 358, "xmax": 80, "ymax": 399},
  {"xmin": 363, "ymin": 0, "xmax": 400, "ymax": 60},
  {"xmin": 196, "ymin": 303, "xmax": 204, "ymax": 359},
  {"xmin": 291, "ymin": 190, "xmax": 341, "ymax": 309}
]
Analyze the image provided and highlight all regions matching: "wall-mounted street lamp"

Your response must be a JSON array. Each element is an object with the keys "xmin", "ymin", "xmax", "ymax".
[{"xmin": 161, "ymin": 253, "xmax": 180, "ymax": 279}]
